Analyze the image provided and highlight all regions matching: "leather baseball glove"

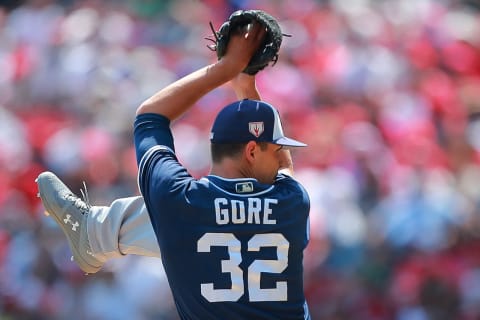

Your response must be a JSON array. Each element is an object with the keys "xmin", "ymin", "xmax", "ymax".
[{"xmin": 206, "ymin": 9, "xmax": 289, "ymax": 75}]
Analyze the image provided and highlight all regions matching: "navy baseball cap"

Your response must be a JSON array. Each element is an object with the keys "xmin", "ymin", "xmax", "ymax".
[{"xmin": 210, "ymin": 99, "xmax": 307, "ymax": 147}]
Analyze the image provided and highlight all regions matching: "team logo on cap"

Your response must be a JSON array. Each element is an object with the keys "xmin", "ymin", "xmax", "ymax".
[{"xmin": 249, "ymin": 122, "xmax": 264, "ymax": 138}]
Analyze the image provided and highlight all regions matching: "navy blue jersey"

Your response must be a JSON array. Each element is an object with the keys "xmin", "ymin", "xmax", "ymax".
[{"xmin": 134, "ymin": 113, "xmax": 311, "ymax": 320}]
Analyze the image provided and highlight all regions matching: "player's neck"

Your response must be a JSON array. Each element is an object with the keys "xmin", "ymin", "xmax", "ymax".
[{"xmin": 210, "ymin": 159, "xmax": 252, "ymax": 180}]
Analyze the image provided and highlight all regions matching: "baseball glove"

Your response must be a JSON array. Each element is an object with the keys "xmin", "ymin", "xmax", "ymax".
[{"xmin": 206, "ymin": 10, "xmax": 290, "ymax": 75}]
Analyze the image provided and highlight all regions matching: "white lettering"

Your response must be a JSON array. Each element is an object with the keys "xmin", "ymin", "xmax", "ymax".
[
  {"xmin": 215, "ymin": 198, "xmax": 229, "ymax": 225},
  {"xmin": 213, "ymin": 197, "xmax": 278, "ymax": 225},
  {"xmin": 247, "ymin": 198, "xmax": 261, "ymax": 224},
  {"xmin": 263, "ymin": 199, "xmax": 277, "ymax": 224},
  {"xmin": 231, "ymin": 200, "xmax": 246, "ymax": 224}
]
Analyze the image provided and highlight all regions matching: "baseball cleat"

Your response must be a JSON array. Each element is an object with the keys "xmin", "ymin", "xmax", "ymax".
[{"xmin": 36, "ymin": 171, "xmax": 103, "ymax": 274}]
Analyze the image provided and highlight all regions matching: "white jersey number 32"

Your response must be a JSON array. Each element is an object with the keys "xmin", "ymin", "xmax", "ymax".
[{"xmin": 197, "ymin": 233, "xmax": 289, "ymax": 302}]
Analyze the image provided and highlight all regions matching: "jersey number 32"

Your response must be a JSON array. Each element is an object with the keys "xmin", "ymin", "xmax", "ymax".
[{"xmin": 197, "ymin": 233, "xmax": 289, "ymax": 302}]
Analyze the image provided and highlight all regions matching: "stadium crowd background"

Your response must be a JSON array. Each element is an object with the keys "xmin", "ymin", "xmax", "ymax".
[{"xmin": 1, "ymin": 0, "xmax": 480, "ymax": 319}]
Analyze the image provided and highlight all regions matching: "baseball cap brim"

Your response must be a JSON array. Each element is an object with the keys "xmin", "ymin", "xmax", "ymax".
[{"xmin": 274, "ymin": 136, "xmax": 307, "ymax": 147}]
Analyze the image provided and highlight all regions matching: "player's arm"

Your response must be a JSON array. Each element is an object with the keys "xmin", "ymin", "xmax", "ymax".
[
  {"xmin": 278, "ymin": 148, "xmax": 294, "ymax": 177},
  {"xmin": 136, "ymin": 23, "xmax": 266, "ymax": 120},
  {"xmin": 230, "ymin": 73, "xmax": 261, "ymax": 100}
]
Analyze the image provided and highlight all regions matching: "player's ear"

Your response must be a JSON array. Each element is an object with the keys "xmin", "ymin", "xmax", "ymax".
[{"xmin": 244, "ymin": 141, "xmax": 258, "ymax": 163}]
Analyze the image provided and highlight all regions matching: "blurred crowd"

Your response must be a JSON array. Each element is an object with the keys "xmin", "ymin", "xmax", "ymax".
[{"xmin": 1, "ymin": 0, "xmax": 480, "ymax": 319}]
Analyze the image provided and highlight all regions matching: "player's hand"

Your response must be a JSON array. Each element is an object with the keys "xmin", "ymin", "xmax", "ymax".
[{"xmin": 221, "ymin": 22, "xmax": 267, "ymax": 74}]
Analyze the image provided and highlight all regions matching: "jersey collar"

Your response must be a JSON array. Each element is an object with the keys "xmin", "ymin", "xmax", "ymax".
[{"xmin": 203, "ymin": 175, "xmax": 274, "ymax": 197}]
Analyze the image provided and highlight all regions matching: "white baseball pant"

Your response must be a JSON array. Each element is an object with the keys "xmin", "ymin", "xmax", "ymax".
[{"xmin": 87, "ymin": 196, "xmax": 160, "ymax": 262}]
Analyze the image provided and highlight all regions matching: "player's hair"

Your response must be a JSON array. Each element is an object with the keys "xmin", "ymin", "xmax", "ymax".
[{"xmin": 211, "ymin": 142, "xmax": 268, "ymax": 163}]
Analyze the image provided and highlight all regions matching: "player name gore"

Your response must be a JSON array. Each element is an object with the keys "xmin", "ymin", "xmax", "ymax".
[{"xmin": 214, "ymin": 197, "xmax": 278, "ymax": 225}]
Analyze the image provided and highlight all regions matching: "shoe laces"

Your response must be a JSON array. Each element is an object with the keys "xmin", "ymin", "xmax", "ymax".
[{"xmin": 65, "ymin": 181, "xmax": 91, "ymax": 215}]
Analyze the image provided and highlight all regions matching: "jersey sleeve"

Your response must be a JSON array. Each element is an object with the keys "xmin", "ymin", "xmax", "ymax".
[
  {"xmin": 133, "ymin": 113, "xmax": 193, "ymax": 224},
  {"xmin": 134, "ymin": 113, "xmax": 175, "ymax": 163}
]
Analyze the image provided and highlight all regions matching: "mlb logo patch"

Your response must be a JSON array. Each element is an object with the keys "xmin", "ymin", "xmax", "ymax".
[
  {"xmin": 235, "ymin": 182, "xmax": 254, "ymax": 193},
  {"xmin": 249, "ymin": 122, "xmax": 264, "ymax": 138}
]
